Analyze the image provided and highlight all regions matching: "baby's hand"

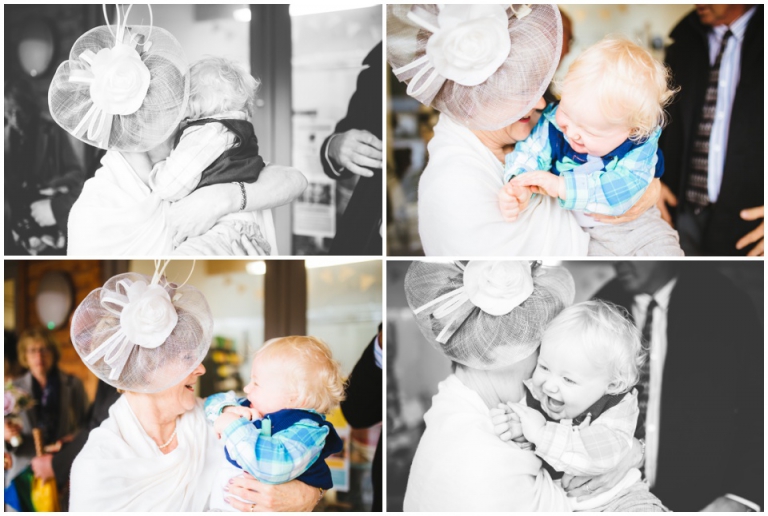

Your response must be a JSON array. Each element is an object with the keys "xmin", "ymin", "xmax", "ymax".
[
  {"xmin": 222, "ymin": 405, "xmax": 262, "ymax": 421},
  {"xmin": 506, "ymin": 403, "xmax": 546, "ymax": 445},
  {"xmin": 511, "ymin": 171, "xmax": 566, "ymax": 200},
  {"xmin": 499, "ymin": 182, "xmax": 532, "ymax": 222},
  {"xmin": 490, "ymin": 404, "xmax": 530, "ymax": 448},
  {"xmin": 213, "ymin": 412, "xmax": 242, "ymax": 438}
]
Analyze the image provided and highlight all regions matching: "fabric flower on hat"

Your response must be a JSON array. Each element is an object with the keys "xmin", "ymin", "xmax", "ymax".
[
  {"xmin": 89, "ymin": 43, "xmax": 151, "ymax": 116},
  {"xmin": 120, "ymin": 280, "xmax": 178, "ymax": 348},
  {"xmin": 427, "ymin": 4, "xmax": 511, "ymax": 86},
  {"xmin": 463, "ymin": 261, "xmax": 534, "ymax": 316}
]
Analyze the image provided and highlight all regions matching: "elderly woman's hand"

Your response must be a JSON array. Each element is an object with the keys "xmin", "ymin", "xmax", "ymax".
[
  {"xmin": 225, "ymin": 472, "xmax": 319, "ymax": 512},
  {"xmin": 562, "ymin": 436, "xmax": 644, "ymax": 501},
  {"xmin": 589, "ymin": 178, "xmax": 661, "ymax": 225}
]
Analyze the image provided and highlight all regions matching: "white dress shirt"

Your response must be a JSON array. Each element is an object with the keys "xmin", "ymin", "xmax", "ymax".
[
  {"xmin": 706, "ymin": 7, "xmax": 756, "ymax": 202},
  {"xmin": 631, "ymin": 277, "xmax": 676, "ymax": 489}
]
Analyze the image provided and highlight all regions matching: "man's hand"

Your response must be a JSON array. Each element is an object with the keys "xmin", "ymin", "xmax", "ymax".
[
  {"xmin": 30, "ymin": 199, "xmax": 56, "ymax": 227},
  {"xmin": 736, "ymin": 206, "xmax": 764, "ymax": 256},
  {"xmin": 327, "ymin": 129, "xmax": 382, "ymax": 178},
  {"xmin": 563, "ymin": 436, "xmax": 644, "ymax": 501},
  {"xmin": 31, "ymin": 454, "xmax": 55, "ymax": 480},
  {"xmin": 511, "ymin": 171, "xmax": 565, "ymax": 200},
  {"xmin": 655, "ymin": 181, "xmax": 678, "ymax": 226},
  {"xmin": 590, "ymin": 178, "xmax": 661, "ymax": 225},
  {"xmin": 701, "ymin": 496, "xmax": 753, "ymax": 512},
  {"xmin": 226, "ymin": 473, "xmax": 319, "ymax": 512},
  {"xmin": 506, "ymin": 403, "xmax": 546, "ymax": 444}
]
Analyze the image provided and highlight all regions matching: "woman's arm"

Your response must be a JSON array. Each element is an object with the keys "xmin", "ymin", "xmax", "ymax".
[
  {"xmin": 561, "ymin": 436, "xmax": 644, "ymax": 501},
  {"xmin": 225, "ymin": 472, "xmax": 319, "ymax": 512},
  {"xmin": 167, "ymin": 165, "xmax": 307, "ymax": 243},
  {"xmin": 589, "ymin": 178, "xmax": 661, "ymax": 224}
]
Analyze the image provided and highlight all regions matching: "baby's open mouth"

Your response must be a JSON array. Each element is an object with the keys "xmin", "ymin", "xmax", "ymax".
[{"xmin": 545, "ymin": 395, "xmax": 565, "ymax": 413}]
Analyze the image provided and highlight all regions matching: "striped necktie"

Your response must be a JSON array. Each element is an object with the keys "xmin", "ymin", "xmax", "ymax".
[
  {"xmin": 635, "ymin": 297, "xmax": 657, "ymax": 440},
  {"xmin": 685, "ymin": 30, "xmax": 733, "ymax": 211}
]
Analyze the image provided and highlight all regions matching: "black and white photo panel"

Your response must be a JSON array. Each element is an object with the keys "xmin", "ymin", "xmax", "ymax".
[
  {"xmin": 387, "ymin": 259, "xmax": 763, "ymax": 512},
  {"xmin": 5, "ymin": 4, "xmax": 383, "ymax": 257}
]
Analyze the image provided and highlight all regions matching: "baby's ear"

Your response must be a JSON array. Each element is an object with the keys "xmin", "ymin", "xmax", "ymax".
[{"xmin": 606, "ymin": 379, "xmax": 626, "ymax": 394}]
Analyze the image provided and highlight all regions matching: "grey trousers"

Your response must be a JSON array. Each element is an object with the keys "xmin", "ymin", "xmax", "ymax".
[{"xmin": 587, "ymin": 206, "xmax": 684, "ymax": 256}]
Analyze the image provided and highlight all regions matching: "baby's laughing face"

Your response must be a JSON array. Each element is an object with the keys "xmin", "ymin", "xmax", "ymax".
[
  {"xmin": 242, "ymin": 352, "xmax": 298, "ymax": 418},
  {"xmin": 556, "ymin": 86, "xmax": 632, "ymax": 157},
  {"xmin": 530, "ymin": 336, "xmax": 614, "ymax": 420}
]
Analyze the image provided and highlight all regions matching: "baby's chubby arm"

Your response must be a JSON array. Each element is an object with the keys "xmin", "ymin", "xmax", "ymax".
[
  {"xmin": 223, "ymin": 418, "xmax": 329, "ymax": 485},
  {"xmin": 204, "ymin": 391, "xmax": 261, "ymax": 432},
  {"xmin": 511, "ymin": 395, "xmax": 639, "ymax": 477},
  {"xmin": 149, "ymin": 123, "xmax": 231, "ymax": 201},
  {"xmin": 499, "ymin": 105, "xmax": 555, "ymax": 222},
  {"xmin": 489, "ymin": 403, "xmax": 532, "ymax": 450}
]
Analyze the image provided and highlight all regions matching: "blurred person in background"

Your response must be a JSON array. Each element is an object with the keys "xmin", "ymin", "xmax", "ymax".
[
  {"xmin": 658, "ymin": 5, "xmax": 763, "ymax": 255},
  {"xmin": 594, "ymin": 261, "xmax": 762, "ymax": 511},
  {"xmin": 5, "ymin": 328, "xmax": 89, "ymax": 503},
  {"xmin": 4, "ymin": 79, "xmax": 86, "ymax": 255},
  {"xmin": 340, "ymin": 324, "xmax": 383, "ymax": 511}
]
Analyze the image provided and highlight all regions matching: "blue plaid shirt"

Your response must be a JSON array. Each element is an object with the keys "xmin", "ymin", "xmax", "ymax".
[
  {"xmin": 504, "ymin": 104, "xmax": 662, "ymax": 216},
  {"xmin": 204, "ymin": 392, "xmax": 329, "ymax": 485}
]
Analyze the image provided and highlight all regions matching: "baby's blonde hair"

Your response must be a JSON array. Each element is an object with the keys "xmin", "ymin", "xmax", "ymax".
[
  {"xmin": 187, "ymin": 56, "xmax": 259, "ymax": 119},
  {"xmin": 257, "ymin": 336, "xmax": 346, "ymax": 414},
  {"xmin": 562, "ymin": 36, "xmax": 677, "ymax": 141},
  {"xmin": 542, "ymin": 300, "xmax": 645, "ymax": 394}
]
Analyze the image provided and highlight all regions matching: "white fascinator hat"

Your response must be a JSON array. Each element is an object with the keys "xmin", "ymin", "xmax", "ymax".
[
  {"xmin": 387, "ymin": 4, "xmax": 562, "ymax": 131},
  {"xmin": 70, "ymin": 261, "xmax": 213, "ymax": 393},
  {"xmin": 48, "ymin": 4, "xmax": 189, "ymax": 152},
  {"xmin": 405, "ymin": 261, "xmax": 574, "ymax": 370}
]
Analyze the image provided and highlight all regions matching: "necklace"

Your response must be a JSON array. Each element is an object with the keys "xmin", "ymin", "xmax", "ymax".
[{"xmin": 157, "ymin": 428, "xmax": 177, "ymax": 449}]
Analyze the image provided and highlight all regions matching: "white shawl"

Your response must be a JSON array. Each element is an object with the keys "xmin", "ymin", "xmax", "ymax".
[
  {"xmin": 67, "ymin": 151, "xmax": 174, "ymax": 256},
  {"xmin": 418, "ymin": 115, "xmax": 590, "ymax": 256},
  {"xmin": 67, "ymin": 151, "xmax": 278, "ymax": 256},
  {"xmin": 69, "ymin": 396, "xmax": 222, "ymax": 511},
  {"xmin": 404, "ymin": 375, "xmax": 571, "ymax": 512}
]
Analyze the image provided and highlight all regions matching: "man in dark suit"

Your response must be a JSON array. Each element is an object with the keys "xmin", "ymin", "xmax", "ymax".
[
  {"xmin": 320, "ymin": 42, "xmax": 382, "ymax": 255},
  {"xmin": 340, "ymin": 326, "xmax": 382, "ymax": 511},
  {"xmin": 594, "ymin": 262, "xmax": 762, "ymax": 511},
  {"xmin": 657, "ymin": 5, "xmax": 763, "ymax": 256}
]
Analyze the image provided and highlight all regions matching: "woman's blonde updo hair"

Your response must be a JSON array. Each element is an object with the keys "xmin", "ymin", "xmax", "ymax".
[
  {"xmin": 258, "ymin": 336, "xmax": 346, "ymax": 415},
  {"xmin": 562, "ymin": 36, "xmax": 678, "ymax": 141},
  {"xmin": 187, "ymin": 56, "xmax": 259, "ymax": 119}
]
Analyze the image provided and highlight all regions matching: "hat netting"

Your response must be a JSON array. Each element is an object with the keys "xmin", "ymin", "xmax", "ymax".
[
  {"xmin": 71, "ymin": 272, "xmax": 213, "ymax": 393},
  {"xmin": 387, "ymin": 4, "xmax": 562, "ymax": 131},
  {"xmin": 49, "ymin": 24, "xmax": 189, "ymax": 152},
  {"xmin": 405, "ymin": 261, "xmax": 575, "ymax": 370}
]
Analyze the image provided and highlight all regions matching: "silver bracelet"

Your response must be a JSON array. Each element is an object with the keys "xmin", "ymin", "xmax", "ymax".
[{"xmin": 235, "ymin": 181, "xmax": 246, "ymax": 211}]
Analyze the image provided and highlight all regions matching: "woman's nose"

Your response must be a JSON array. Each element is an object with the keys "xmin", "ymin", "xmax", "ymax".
[
  {"xmin": 193, "ymin": 363, "xmax": 205, "ymax": 376},
  {"xmin": 534, "ymin": 96, "xmax": 546, "ymax": 110}
]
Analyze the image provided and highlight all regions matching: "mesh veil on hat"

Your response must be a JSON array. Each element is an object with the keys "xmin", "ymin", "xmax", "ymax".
[
  {"xmin": 71, "ymin": 271, "xmax": 213, "ymax": 393},
  {"xmin": 387, "ymin": 4, "xmax": 562, "ymax": 131},
  {"xmin": 405, "ymin": 261, "xmax": 574, "ymax": 370},
  {"xmin": 48, "ymin": 5, "xmax": 189, "ymax": 152}
]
